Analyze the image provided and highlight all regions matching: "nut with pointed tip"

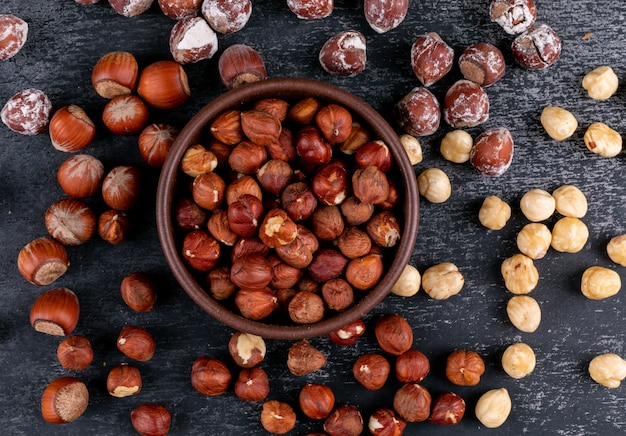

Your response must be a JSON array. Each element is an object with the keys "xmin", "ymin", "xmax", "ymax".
[
  {"xmin": 328, "ymin": 319, "xmax": 366, "ymax": 346},
  {"xmin": 202, "ymin": 0, "xmax": 251, "ymax": 34},
  {"xmin": 57, "ymin": 335, "xmax": 94, "ymax": 370},
  {"xmin": 261, "ymin": 400, "xmax": 297, "ymax": 434},
  {"xmin": 182, "ymin": 144, "xmax": 218, "ymax": 177},
  {"xmin": 130, "ymin": 404, "xmax": 172, "ymax": 436},
  {"xmin": 368, "ymin": 408, "xmax": 406, "ymax": 436},
  {"xmin": 107, "ymin": 363, "xmax": 142, "ymax": 397},
  {"xmin": 470, "ymin": 127, "xmax": 514, "ymax": 176},
  {"xmin": 181, "ymin": 229, "xmax": 221, "ymax": 271},
  {"xmin": 218, "ymin": 44, "xmax": 266, "ymax": 89},
  {"xmin": 375, "ymin": 313, "xmax": 413, "ymax": 355},
  {"xmin": 367, "ymin": 211, "xmax": 401, "ymax": 248},
  {"xmin": 18, "ymin": 236, "xmax": 70, "ymax": 286},
  {"xmin": 117, "ymin": 325, "xmax": 156, "ymax": 362},
  {"xmin": 429, "ymin": 392, "xmax": 465, "ymax": 426},
  {"xmin": 1, "ymin": 88, "xmax": 52, "ymax": 135},
  {"xmin": 241, "ymin": 109, "xmax": 281, "ymax": 147},
  {"xmin": 394, "ymin": 87, "xmax": 441, "ymax": 137},
  {"xmin": 230, "ymin": 254, "xmax": 273, "ymax": 289},
  {"xmin": 445, "ymin": 349, "xmax": 485, "ymax": 386},
  {"xmin": 444, "ymin": 80, "xmax": 490, "ymax": 128},
  {"xmin": 287, "ymin": 340, "xmax": 326, "ymax": 376},
  {"xmin": 45, "ymin": 198, "xmax": 96, "ymax": 246},
  {"xmin": 30, "ymin": 287, "xmax": 80, "ymax": 336},
  {"xmin": 169, "ymin": 16, "xmax": 218, "ymax": 64},
  {"xmin": 288, "ymin": 291, "xmax": 325, "ymax": 324},
  {"xmin": 41, "ymin": 377, "xmax": 89, "ymax": 424},
  {"xmin": 353, "ymin": 353, "xmax": 390, "ymax": 390},
  {"xmin": 234, "ymin": 287, "xmax": 278, "ymax": 320},
  {"xmin": 91, "ymin": 51, "xmax": 139, "ymax": 99},
  {"xmin": 137, "ymin": 60, "xmax": 191, "ymax": 109},
  {"xmin": 98, "ymin": 210, "xmax": 131, "ymax": 244},
  {"xmin": 228, "ymin": 140, "xmax": 267, "ymax": 174},
  {"xmin": 393, "ymin": 383, "xmax": 431, "ymax": 423},
  {"xmin": 352, "ymin": 166, "xmax": 390, "ymax": 205},
  {"xmin": 395, "ymin": 349, "xmax": 430, "ymax": 384},
  {"xmin": 459, "ymin": 43, "xmax": 506, "ymax": 87},
  {"xmin": 319, "ymin": 30, "xmax": 367, "ymax": 77},
  {"xmin": 138, "ymin": 123, "xmax": 179, "ymax": 168},
  {"xmin": 345, "ymin": 251, "xmax": 384, "ymax": 290},
  {"xmin": 49, "ymin": 105, "xmax": 96, "ymax": 152}
]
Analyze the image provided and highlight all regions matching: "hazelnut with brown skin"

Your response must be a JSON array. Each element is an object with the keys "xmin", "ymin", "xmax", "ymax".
[
  {"xmin": 227, "ymin": 194, "xmax": 264, "ymax": 237},
  {"xmin": 202, "ymin": 0, "xmax": 251, "ymax": 34},
  {"xmin": 281, "ymin": 182, "xmax": 318, "ymax": 221},
  {"xmin": 366, "ymin": 211, "xmax": 401, "ymax": 248},
  {"xmin": 210, "ymin": 109, "xmax": 242, "ymax": 145},
  {"xmin": 394, "ymin": 87, "xmax": 441, "ymax": 137},
  {"xmin": 181, "ymin": 230, "xmax": 221, "ymax": 271},
  {"xmin": 45, "ymin": 199, "xmax": 96, "ymax": 246},
  {"xmin": 490, "ymin": 0, "xmax": 537, "ymax": 35},
  {"xmin": 130, "ymin": 404, "xmax": 171, "ymax": 436},
  {"xmin": 296, "ymin": 125, "xmax": 333, "ymax": 165},
  {"xmin": 288, "ymin": 97, "xmax": 322, "ymax": 125},
  {"xmin": 206, "ymin": 266, "xmax": 236, "ymax": 300},
  {"xmin": 230, "ymin": 254, "xmax": 273, "ymax": 290},
  {"xmin": 229, "ymin": 140, "xmax": 267, "ymax": 174},
  {"xmin": 352, "ymin": 165, "xmax": 390, "ymax": 205},
  {"xmin": 57, "ymin": 335, "xmax": 94, "ymax": 370},
  {"xmin": 445, "ymin": 349, "xmax": 485, "ymax": 386},
  {"xmin": 353, "ymin": 353, "xmax": 390, "ymax": 390},
  {"xmin": 120, "ymin": 272, "xmax": 157, "ymax": 312},
  {"xmin": 337, "ymin": 226, "xmax": 372, "ymax": 259},
  {"xmin": 512, "ymin": 23, "xmax": 562, "ymax": 70},
  {"xmin": 444, "ymin": 80, "xmax": 490, "ymax": 128},
  {"xmin": 300, "ymin": 383, "xmax": 335, "ymax": 420},
  {"xmin": 107, "ymin": 363, "xmax": 142, "ymax": 398},
  {"xmin": 117, "ymin": 325, "xmax": 156, "ymax": 362},
  {"xmin": 174, "ymin": 197, "xmax": 207, "ymax": 230},
  {"xmin": 368, "ymin": 408, "xmax": 406, "ymax": 436},
  {"xmin": 308, "ymin": 248, "xmax": 349, "ymax": 282},
  {"xmin": 267, "ymin": 128, "xmax": 297, "ymax": 162},
  {"xmin": 192, "ymin": 172, "xmax": 226, "ymax": 211},
  {"xmin": 375, "ymin": 314, "xmax": 413, "ymax": 356},
  {"xmin": 340, "ymin": 196, "xmax": 374, "ymax": 225},
  {"xmin": 316, "ymin": 103, "xmax": 353, "ymax": 143},
  {"xmin": 324, "ymin": 404, "xmax": 364, "ymax": 436},
  {"xmin": 311, "ymin": 205, "xmax": 345, "ymax": 241},
  {"xmin": 328, "ymin": 319, "xmax": 366, "ymax": 346},
  {"xmin": 228, "ymin": 332, "xmax": 266, "ymax": 368},
  {"xmin": 181, "ymin": 144, "xmax": 218, "ymax": 177},
  {"xmin": 321, "ymin": 278, "xmax": 354, "ymax": 311},
  {"xmin": 234, "ymin": 287, "xmax": 278, "ymax": 320},
  {"xmin": 288, "ymin": 291, "xmax": 325, "ymax": 324},
  {"xmin": 98, "ymin": 210, "xmax": 131, "ymax": 245},
  {"xmin": 261, "ymin": 400, "xmax": 296, "ymax": 434},
  {"xmin": 234, "ymin": 366, "xmax": 270, "ymax": 402},
  {"xmin": 393, "ymin": 383, "xmax": 431, "ymax": 422},
  {"xmin": 259, "ymin": 208, "xmax": 299, "ymax": 248},
  {"xmin": 395, "ymin": 349, "xmax": 430, "ymax": 384},
  {"xmin": 429, "ymin": 392, "xmax": 466, "ymax": 426},
  {"xmin": 254, "ymin": 98, "xmax": 290, "ymax": 121},
  {"xmin": 191, "ymin": 356, "xmax": 232, "ymax": 396},
  {"xmin": 355, "ymin": 140, "xmax": 392, "ymax": 172},
  {"xmin": 312, "ymin": 159, "xmax": 349, "ymax": 205},
  {"xmin": 319, "ymin": 30, "xmax": 367, "ymax": 77},
  {"xmin": 225, "ymin": 175, "xmax": 262, "ymax": 204},
  {"xmin": 269, "ymin": 255, "xmax": 303, "ymax": 289},
  {"xmin": 345, "ymin": 251, "xmax": 384, "ymax": 290},
  {"xmin": 207, "ymin": 209, "xmax": 239, "ymax": 246},
  {"xmin": 459, "ymin": 43, "xmax": 506, "ymax": 87},
  {"xmin": 257, "ymin": 159, "xmax": 293, "ymax": 196},
  {"xmin": 287, "ymin": 340, "xmax": 326, "ymax": 376},
  {"xmin": 241, "ymin": 109, "xmax": 282, "ymax": 147},
  {"xmin": 410, "ymin": 32, "xmax": 454, "ymax": 86}
]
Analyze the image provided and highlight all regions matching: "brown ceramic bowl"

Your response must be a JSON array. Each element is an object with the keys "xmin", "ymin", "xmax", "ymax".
[{"xmin": 156, "ymin": 77, "xmax": 419, "ymax": 340}]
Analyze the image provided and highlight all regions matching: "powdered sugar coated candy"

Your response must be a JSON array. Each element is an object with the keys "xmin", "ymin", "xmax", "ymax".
[
  {"xmin": 0, "ymin": 14, "xmax": 28, "ymax": 61},
  {"xmin": 319, "ymin": 30, "xmax": 367, "ymax": 77},
  {"xmin": 364, "ymin": 0, "xmax": 408, "ymax": 34},
  {"xmin": 489, "ymin": 0, "xmax": 537, "ymax": 35},
  {"xmin": 411, "ymin": 32, "xmax": 455, "ymax": 87},
  {"xmin": 512, "ymin": 23, "xmax": 562, "ymax": 70},
  {"xmin": 394, "ymin": 87, "xmax": 441, "ymax": 137},
  {"xmin": 169, "ymin": 16, "xmax": 218, "ymax": 64},
  {"xmin": 202, "ymin": 0, "xmax": 251, "ymax": 34},
  {"xmin": 1, "ymin": 88, "xmax": 52, "ymax": 135},
  {"xmin": 459, "ymin": 43, "xmax": 506, "ymax": 87},
  {"xmin": 470, "ymin": 127, "xmax": 514, "ymax": 177},
  {"xmin": 443, "ymin": 80, "xmax": 490, "ymax": 129}
]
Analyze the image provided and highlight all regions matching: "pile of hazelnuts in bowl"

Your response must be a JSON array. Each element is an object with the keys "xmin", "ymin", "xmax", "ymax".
[{"xmin": 156, "ymin": 77, "xmax": 419, "ymax": 340}]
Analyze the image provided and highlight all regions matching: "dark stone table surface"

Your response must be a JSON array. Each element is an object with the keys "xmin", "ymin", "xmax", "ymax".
[{"xmin": 1, "ymin": 1, "xmax": 625, "ymax": 435}]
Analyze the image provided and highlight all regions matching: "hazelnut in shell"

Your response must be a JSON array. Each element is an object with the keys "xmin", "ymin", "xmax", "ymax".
[
  {"xmin": 91, "ymin": 51, "xmax": 139, "ymax": 99},
  {"xmin": 41, "ymin": 377, "xmax": 89, "ymax": 424},
  {"xmin": 18, "ymin": 237, "xmax": 70, "ymax": 286}
]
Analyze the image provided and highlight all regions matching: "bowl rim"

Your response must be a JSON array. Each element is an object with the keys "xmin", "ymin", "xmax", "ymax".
[{"xmin": 156, "ymin": 77, "xmax": 419, "ymax": 340}]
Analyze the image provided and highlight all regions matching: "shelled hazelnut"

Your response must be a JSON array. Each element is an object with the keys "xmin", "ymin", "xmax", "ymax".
[
  {"xmin": 582, "ymin": 66, "xmax": 619, "ymax": 100},
  {"xmin": 287, "ymin": 0, "xmax": 333, "ymax": 20},
  {"xmin": 191, "ymin": 356, "xmax": 232, "ymax": 396},
  {"xmin": 512, "ymin": 23, "xmax": 562, "ymax": 70},
  {"xmin": 117, "ymin": 325, "xmax": 156, "ymax": 361},
  {"xmin": 501, "ymin": 253, "xmax": 539, "ymax": 294},
  {"xmin": 324, "ymin": 404, "xmax": 364, "ymax": 436},
  {"xmin": 443, "ymin": 80, "xmax": 490, "ymax": 128},
  {"xmin": 421, "ymin": 262, "xmax": 464, "ymax": 300},
  {"xmin": 581, "ymin": 266, "xmax": 621, "ymax": 300},
  {"xmin": 57, "ymin": 335, "xmax": 94, "ymax": 370},
  {"xmin": 551, "ymin": 217, "xmax": 589, "ymax": 253},
  {"xmin": 607, "ymin": 235, "xmax": 626, "ymax": 267},
  {"xmin": 429, "ymin": 392, "xmax": 465, "ymax": 426},
  {"xmin": 261, "ymin": 400, "xmax": 296, "ymax": 434},
  {"xmin": 516, "ymin": 223, "xmax": 552, "ymax": 259},
  {"xmin": 120, "ymin": 272, "xmax": 157, "ymax": 312},
  {"xmin": 502, "ymin": 343, "xmax": 536, "ymax": 379},
  {"xmin": 299, "ymin": 383, "xmax": 335, "ymax": 420},
  {"xmin": 540, "ymin": 106, "xmax": 578, "ymax": 141},
  {"xmin": 410, "ymin": 32, "xmax": 454, "ymax": 86},
  {"xmin": 1, "ymin": 88, "xmax": 52, "ymax": 135},
  {"xmin": 583, "ymin": 122, "xmax": 623, "ymax": 158},
  {"xmin": 475, "ymin": 388, "xmax": 511, "ymax": 428},
  {"xmin": 287, "ymin": 340, "xmax": 326, "ymax": 376},
  {"xmin": 368, "ymin": 408, "xmax": 406, "ymax": 435},
  {"xmin": 364, "ymin": 0, "xmax": 408, "ymax": 34},
  {"xmin": 98, "ymin": 210, "xmax": 131, "ymax": 244},
  {"xmin": 319, "ymin": 30, "xmax": 367, "ymax": 77},
  {"xmin": 375, "ymin": 313, "xmax": 413, "ymax": 355},
  {"xmin": 399, "ymin": 134, "xmax": 422, "ymax": 165},
  {"xmin": 520, "ymin": 188, "xmax": 555, "ymax": 222},
  {"xmin": 552, "ymin": 185, "xmax": 587, "ymax": 218},
  {"xmin": 130, "ymin": 404, "xmax": 171, "ymax": 436},
  {"xmin": 445, "ymin": 350, "xmax": 485, "ymax": 386},
  {"xmin": 393, "ymin": 383, "xmax": 431, "ymax": 422},
  {"xmin": 588, "ymin": 353, "xmax": 626, "ymax": 388},
  {"xmin": 478, "ymin": 195, "xmax": 511, "ymax": 230},
  {"xmin": 394, "ymin": 87, "xmax": 440, "ymax": 137},
  {"xmin": 417, "ymin": 168, "xmax": 451, "ymax": 204},
  {"xmin": 353, "ymin": 353, "xmax": 390, "ymax": 390},
  {"xmin": 234, "ymin": 366, "xmax": 270, "ymax": 402},
  {"xmin": 440, "ymin": 130, "xmax": 473, "ymax": 164},
  {"xmin": 507, "ymin": 295, "xmax": 541, "ymax": 332},
  {"xmin": 107, "ymin": 363, "xmax": 142, "ymax": 397}
]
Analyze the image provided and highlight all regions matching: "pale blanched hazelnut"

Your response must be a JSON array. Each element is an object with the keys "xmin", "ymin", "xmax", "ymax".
[
  {"xmin": 588, "ymin": 353, "xmax": 626, "ymax": 388},
  {"xmin": 520, "ymin": 188, "xmax": 555, "ymax": 222},
  {"xmin": 582, "ymin": 66, "xmax": 619, "ymax": 100},
  {"xmin": 584, "ymin": 122, "xmax": 622, "ymax": 158},
  {"xmin": 475, "ymin": 388, "xmax": 511, "ymax": 428},
  {"xmin": 540, "ymin": 106, "xmax": 578, "ymax": 141},
  {"xmin": 581, "ymin": 266, "xmax": 621, "ymax": 300},
  {"xmin": 607, "ymin": 235, "xmax": 626, "ymax": 266},
  {"xmin": 502, "ymin": 343, "xmax": 536, "ymax": 379},
  {"xmin": 551, "ymin": 217, "xmax": 589, "ymax": 253},
  {"xmin": 507, "ymin": 295, "xmax": 541, "ymax": 333},
  {"xmin": 399, "ymin": 134, "xmax": 422, "ymax": 165},
  {"xmin": 390, "ymin": 264, "xmax": 421, "ymax": 297},
  {"xmin": 417, "ymin": 168, "xmax": 451, "ymax": 203},
  {"xmin": 440, "ymin": 129, "xmax": 473, "ymax": 163},
  {"xmin": 421, "ymin": 262, "xmax": 464, "ymax": 300},
  {"xmin": 478, "ymin": 195, "xmax": 511, "ymax": 230},
  {"xmin": 516, "ymin": 223, "xmax": 551, "ymax": 259},
  {"xmin": 501, "ymin": 254, "xmax": 539, "ymax": 295},
  {"xmin": 552, "ymin": 185, "xmax": 587, "ymax": 218}
]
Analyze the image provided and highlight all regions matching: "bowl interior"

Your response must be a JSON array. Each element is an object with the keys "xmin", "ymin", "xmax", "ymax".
[{"xmin": 156, "ymin": 77, "xmax": 419, "ymax": 340}]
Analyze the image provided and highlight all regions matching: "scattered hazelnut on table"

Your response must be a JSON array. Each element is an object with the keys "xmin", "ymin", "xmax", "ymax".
[
  {"xmin": 552, "ymin": 185, "xmax": 588, "ymax": 218},
  {"xmin": 470, "ymin": 127, "xmax": 514, "ymax": 176},
  {"xmin": 581, "ymin": 266, "xmax": 621, "ymax": 300},
  {"xmin": 516, "ymin": 223, "xmax": 552, "ymax": 259},
  {"xmin": 395, "ymin": 349, "xmax": 430, "ymax": 384},
  {"xmin": 375, "ymin": 313, "xmax": 413, "ymax": 355},
  {"xmin": 234, "ymin": 366, "xmax": 270, "ymax": 402},
  {"xmin": 158, "ymin": 0, "xmax": 202, "ymax": 20},
  {"xmin": 324, "ymin": 404, "xmax": 364, "ymax": 436},
  {"xmin": 582, "ymin": 66, "xmax": 619, "ymax": 100},
  {"xmin": 501, "ymin": 253, "xmax": 539, "ymax": 295},
  {"xmin": 120, "ymin": 273, "xmax": 157, "ymax": 312},
  {"xmin": 364, "ymin": 0, "xmax": 408, "ymax": 34},
  {"xmin": 353, "ymin": 353, "xmax": 390, "ymax": 390},
  {"xmin": 319, "ymin": 30, "xmax": 367, "ymax": 77},
  {"xmin": 102, "ymin": 165, "xmax": 142, "ymax": 211},
  {"xmin": 607, "ymin": 234, "xmax": 626, "ymax": 266},
  {"xmin": 169, "ymin": 16, "xmax": 218, "ymax": 64},
  {"xmin": 429, "ymin": 392, "xmax": 465, "ymax": 426},
  {"xmin": 287, "ymin": 0, "xmax": 334, "ymax": 20},
  {"xmin": 440, "ymin": 130, "xmax": 473, "ymax": 164},
  {"xmin": 130, "ymin": 403, "xmax": 171, "ymax": 436},
  {"xmin": 57, "ymin": 335, "xmax": 94, "ymax": 370},
  {"xmin": 18, "ymin": 237, "xmax": 70, "ymax": 286},
  {"xmin": 108, "ymin": 0, "xmax": 154, "ymax": 17},
  {"xmin": 512, "ymin": 23, "xmax": 562, "ymax": 70},
  {"xmin": 540, "ymin": 106, "xmax": 578, "ymax": 141},
  {"xmin": 138, "ymin": 123, "xmax": 179, "ymax": 168},
  {"xmin": 49, "ymin": 105, "xmax": 96, "ymax": 152},
  {"xmin": 410, "ymin": 32, "xmax": 454, "ymax": 87},
  {"xmin": 478, "ymin": 195, "xmax": 511, "ymax": 231},
  {"xmin": 444, "ymin": 80, "xmax": 490, "ymax": 128},
  {"xmin": 107, "ymin": 363, "xmax": 142, "ymax": 398},
  {"xmin": 489, "ymin": 0, "xmax": 537, "ymax": 35},
  {"xmin": 102, "ymin": 94, "xmax": 150, "ymax": 135},
  {"xmin": 1, "ymin": 88, "xmax": 52, "ymax": 135},
  {"xmin": 41, "ymin": 377, "xmax": 89, "ymax": 424},
  {"xmin": 445, "ymin": 349, "xmax": 485, "ymax": 386},
  {"xmin": 459, "ymin": 42, "xmax": 506, "ymax": 87},
  {"xmin": 390, "ymin": 264, "xmax": 421, "ymax": 297},
  {"xmin": 299, "ymin": 383, "xmax": 335, "ymax": 420},
  {"xmin": 191, "ymin": 356, "xmax": 232, "ymax": 396},
  {"xmin": 520, "ymin": 188, "xmax": 555, "ymax": 222},
  {"xmin": 394, "ymin": 87, "xmax": 441, "ymax": 136},
  {"xmin": 91, "ymin": 51, "xmax": 139, "ymax": 99},
  {"xmin": 417, "ymin": 168, "xmax": 451, "ymax": 204},
  {"xmin": 261, "ymin": 400, "xmax": 297, "ymax": 434},
  {"xmin": 201, "ymin": 0, "xmax": 251, "ymax": 34},
  {"xmin": 583, "ymin": 122, "xmax": 623, "ymax": 158},
  {"xmin": 507, "ymin": 295, "xmax": 541, "ymax": 332},
  {"xmin": 393, "ymin": 383, "xmax": 431, "ymax": 422},
  {"xmin": 137, "ymin": 60, "xmax": 191, "ymax": 109},
  {"xmin": 399, "ymin": 134, "xmax": 422, "ymax": 165},
  {"xmin": 0, "ymin": 14, "xmax": 28, "ymax": 61},
  {"xmin": 287, "ymin": 340, "xmax": 327, "ymax": 376},
  {"xmin": 57, "ymin": 154, "xmax": 105, "ymax": 198},
  {"xmin": 501, "ymin": 342, "xmax": 536, "ymax": 379},
  {"xmin": 588, "ymin": 353, "xmax": 626, "ymax": 388},
  {"xmin": 45, "ymin": 199, "xmax": 96, "ymax": 246},
  {"xmin": 98, "ymin": 210, "xmax": 131, "ymax": 245},
  {"xmin": 368, "ymin": 408, "xmax": 406, "ymax": 435},
  {"xmin": 421, "ymin": 262, "xmax": 464, "ymax": 300},
  {"xmin": 117, "ymin": 325, "xmax": 156, "ymax": 362},
  {"xmin": 474, "ymin": 388, "xmax": 512, "ymax": 428},
  {"xmin": 551, "ymin": 217, "xmax": 589, "ymax": 253}
]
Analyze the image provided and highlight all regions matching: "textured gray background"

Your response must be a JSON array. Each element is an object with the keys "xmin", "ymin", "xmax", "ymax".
[{"xmin": 1, "ymin": 1, "xmax": 625, "ymax": 435}]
